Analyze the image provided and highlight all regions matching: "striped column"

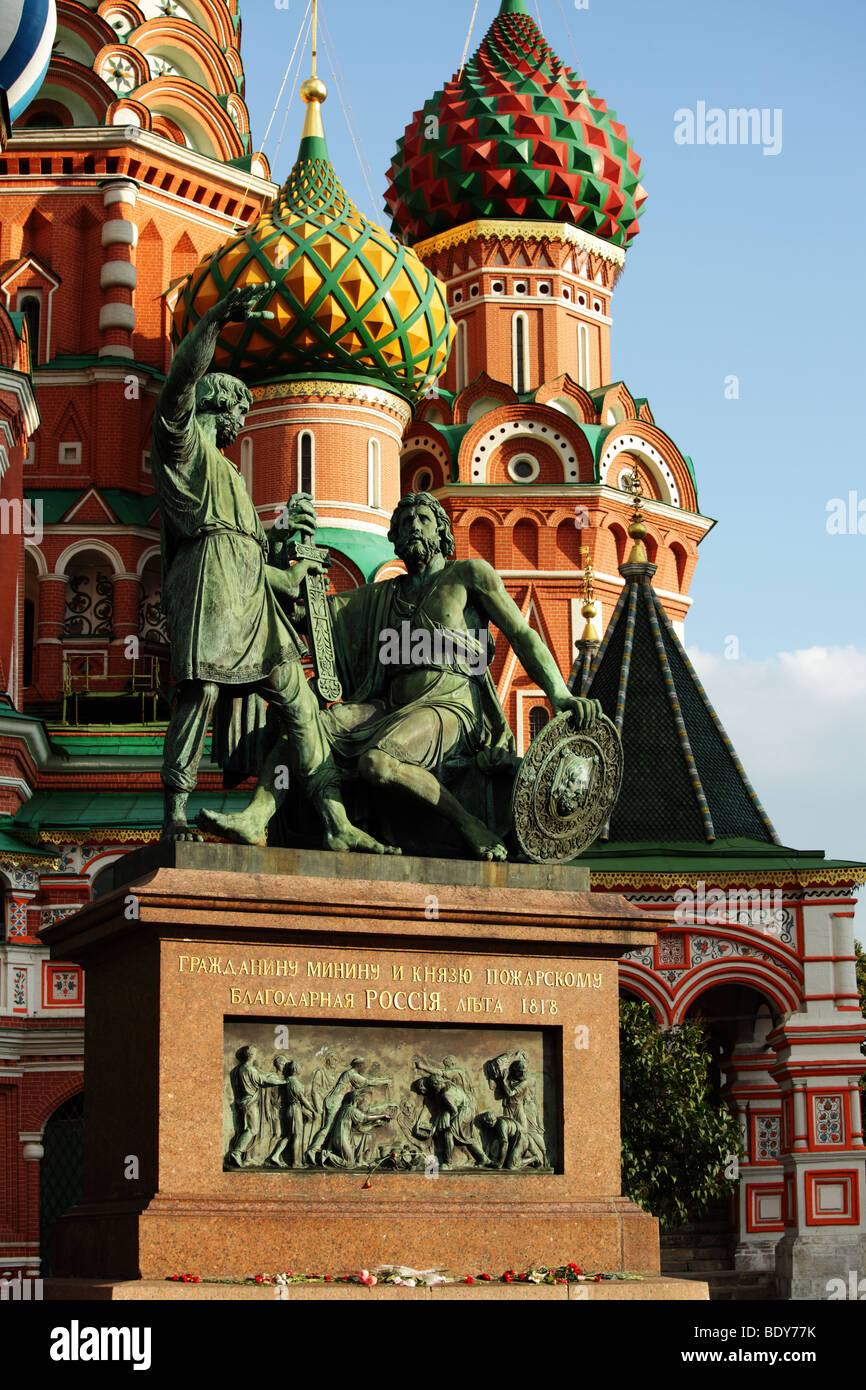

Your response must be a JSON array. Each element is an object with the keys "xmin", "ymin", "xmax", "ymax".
[{"xmin": 99, "ymin": 178, "xmax": 138, "ymax": 361}]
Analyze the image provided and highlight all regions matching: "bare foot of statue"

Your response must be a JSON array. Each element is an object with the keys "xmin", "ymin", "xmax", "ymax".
[
  {"xmin": 325, "ymin": 825, "xmax": 403, "ymax": 856},
  {"xmin": 161, "ymin": 821, "xmax": 204, "ymax": 843},
  {"xmin": 461, "ymin": 818, "xmax": 508, "ymax": 862},
  {"xmin": 196, "ymin": 806, "xmax": 268, "ymax": 847},
  {"xmin": 161, "ymin": 792, "xmax": 203, "ymax": 843}
]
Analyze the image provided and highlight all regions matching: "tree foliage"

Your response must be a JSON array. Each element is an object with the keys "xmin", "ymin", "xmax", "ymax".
[{"xmin": 619, "ymin": 999, "xmax": 744, "ymax": 1231}]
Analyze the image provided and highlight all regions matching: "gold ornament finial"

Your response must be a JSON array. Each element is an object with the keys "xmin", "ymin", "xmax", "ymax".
[
  {"xmin": 580, "ymin": 544, "xmax": 599, "ymax": 643},
  {"xmin": 623, "ymin": 459, "xmax": 649, "ymax": 565},
  {"xmin": 300, "ymin": 2, "xmax": 327, "ymax": 141}
]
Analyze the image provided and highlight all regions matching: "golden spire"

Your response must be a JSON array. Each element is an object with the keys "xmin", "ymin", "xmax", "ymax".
[
  {"xmin": 579, "ymin": 545, "xmax": 600, "ymax": 643},
  {"xmin": 624, "ymin": 458, "xmax": 649, "ymax": 565},
  {"xmin": 300, "ymin": 0, "xmax": 328, "ymax": 142}
]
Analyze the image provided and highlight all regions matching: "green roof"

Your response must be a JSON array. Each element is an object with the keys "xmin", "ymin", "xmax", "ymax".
[
  {"xmin": 436, "ymin": 424, "xmax": 471, "ymax": 479},
  {"xmin": 582, "ymin": 837, "xmax": 866, "ymax": 879},
  {"xmin": 0, "ymin": 821, "xmax": 59, "ymax": 862},
  {"xmin": 25, "ymin": 489, "xmax": 156, "ymax": 527},
  {"xmin": 24, "ymin": 489, "xmax": 81, "ymax": 525},
  {"xmin": 47, "ymin": 727, "xmax": 172, "ymax": 757},
  {"xmin": 13, "ymin": 790, "xmax": 247, "ymax": 833},
  {"xmin": 314, "ymin": 528, "xmax": 397, "ymax": 583},
  {"xmin": 579, "ymin": 564, "xmax": 779, "ymax": 848}
]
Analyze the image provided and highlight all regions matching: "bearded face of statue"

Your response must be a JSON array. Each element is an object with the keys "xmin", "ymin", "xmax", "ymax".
[{"xmin": 392, "ymin": 503, "xmax": 445, "ymax": 575}]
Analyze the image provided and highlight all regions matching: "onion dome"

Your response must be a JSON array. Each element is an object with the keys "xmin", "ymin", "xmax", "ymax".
[
  {"xmin": 173, "ymin": 79, "xmax": 454, "ymax": 403},
  {"xmin": 0, "ymin": 0, "xmax": 56, "ymax": 123},
  {"xmin": 386, "ymin": 0, "xmax": 646, "ymax": 248}
]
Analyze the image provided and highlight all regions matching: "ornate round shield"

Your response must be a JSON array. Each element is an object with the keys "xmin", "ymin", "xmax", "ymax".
[{"xmin": 510, "ymin": 711, "xmax": 623, "ymax": 864}]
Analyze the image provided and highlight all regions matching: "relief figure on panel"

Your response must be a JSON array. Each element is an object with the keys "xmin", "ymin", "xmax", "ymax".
[
  {"xmin": 484, "ymin": 1049, "xmax": 548, "ymax": 1167},
  {"xmin": 305, "ymin": 1056, "xmax": 393, "ymax": 1166},
  {"xmin": 409, "ymin": 1072, "xmax": 489, "ymax": 1170},
  {"xmin": 319, "ymin": 1091, "xmax": 398, "ymax": 1169},
  {"xmin": 227, "ymin": 1044, "xmax": 286, "ymax": 1168},
  {"xmin": 267, "ymin": 1057, "xmax": 314, "ymax": 1169}
]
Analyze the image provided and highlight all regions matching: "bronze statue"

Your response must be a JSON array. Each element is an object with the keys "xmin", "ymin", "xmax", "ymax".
[
  {"xmin": 203, "ymin": 492, "xmax": 602, "ymax": 858},
  {"xmin": 151, "ymin": 283, "xmax": 398, "ymax": 855}
]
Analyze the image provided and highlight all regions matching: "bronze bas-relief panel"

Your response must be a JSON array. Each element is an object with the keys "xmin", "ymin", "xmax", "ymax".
[{"xmin": 223, "ymin": 1018, "xmax": 559, "ymax": 1175}]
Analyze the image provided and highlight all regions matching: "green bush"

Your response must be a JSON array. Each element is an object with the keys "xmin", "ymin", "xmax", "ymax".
[{"xmin": 619, "ymin": 999, "xmax": 744, "ymax": 1231}]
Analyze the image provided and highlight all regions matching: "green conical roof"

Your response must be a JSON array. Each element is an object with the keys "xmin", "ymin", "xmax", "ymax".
[{"xmin": 579, "ymin": 563, "xmax": 779, "ymax": 846}]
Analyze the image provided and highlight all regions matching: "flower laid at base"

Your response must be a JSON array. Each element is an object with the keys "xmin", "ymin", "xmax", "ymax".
[{"xmin": 166, "ymin": 1263, "xmax": 644, "ymax": 1288}]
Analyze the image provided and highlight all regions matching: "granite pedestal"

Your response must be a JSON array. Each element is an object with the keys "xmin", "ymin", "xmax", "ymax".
[{"xmin": 44, "ymin": 845, "xmax": 666, "ymax": 1284}]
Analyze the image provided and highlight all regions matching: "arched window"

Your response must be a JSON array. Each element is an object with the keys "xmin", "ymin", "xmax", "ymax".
[
  {"xmin": 577, "ymin": 323, "xmax": 590, "ymax": 389},
  {"xmin": 529, "ymin": 706, "xmax": 550, "ymax": 741},
  {"xmin": 18, "ymin": 295, "xmax": 41, "ymax": 361},
  {"xmin": 298, "ymin": 431, "xmax": 314, "ymax": 496},
  {"xmin": 671, "ymin": 542, "xmax": 688, "ymax": 589},
  {"xmin": 454, "ymin": 320, "xmax": 468, "ymax": 394},
  {"xmin": 367, "ymin": 439, "xmax": 381, "ymax": 510},
  {"xmin": 240, "ymin": 437, "xmax": 253, "ymax": 493},
  {"xmin": 512, "ymin": 313, "xmax": 529, "ymax": 395}
]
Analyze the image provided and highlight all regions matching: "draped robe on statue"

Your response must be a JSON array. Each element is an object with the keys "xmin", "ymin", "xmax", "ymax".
[{"xmin": 321, "ymin": 569, "xmax": 516, "ymax": 777}]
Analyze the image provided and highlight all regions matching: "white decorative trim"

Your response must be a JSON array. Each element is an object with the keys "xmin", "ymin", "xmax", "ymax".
[
  {"xmin": 6, "ymin": 128, "xmax": 276, "ymax": 202},
  {"xmin": 469, "ymin": 419, "xmax": 580, "ymax": 484},
  {"xmin": 54, "ymin": 538, "xmax": 124, "ymax": 576},
  {"xmin": 99, "ymin": 303, "xmax": 136, "ymax": 333},
  {"xmin": 0, "ymin": 369, "xmax": 40, "ymax": 437},
  {"xmin": 101, "ymin": 219, "xmax": 138, "ymax": 249},
  {"xmin": 101, "ymin": 181, "xmax": 138, "ymax": 209},
  {"xmin": 514, "ymin": 688, "xmax": 546, "ymax": 758},
  {"xmin": 0, "ymin": 777, "xmax": 32, "ymax": 800},
  {"xmin": 600, "ymin": 433, "xmax": 681, "ymax": 508},
  {"xmin": 100, "ymin": 262, "xmax": 137, "ymax": 291}
]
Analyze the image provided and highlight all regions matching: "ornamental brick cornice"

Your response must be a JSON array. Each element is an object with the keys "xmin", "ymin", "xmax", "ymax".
[
  {"xmin": 413, "ymin": 220, "xmax": 627, "ymax": 270},
  {"xmin": 250, "ymin": 380, "xmax": 412, "ymax": 429}
]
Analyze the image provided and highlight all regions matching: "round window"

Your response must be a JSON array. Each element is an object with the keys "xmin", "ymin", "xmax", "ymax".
[
  {"xmin": 508, "ymin": 455, "xmax": 540, "ymax": 483},
  {"xmin": 414, "ymin": 468, "xmax": 434, "ymax": 492}
]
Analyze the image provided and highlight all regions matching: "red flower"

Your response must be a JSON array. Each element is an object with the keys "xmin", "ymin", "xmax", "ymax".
[
  {"xmin": 464, "ymin": 1276, "xmax": 474, "ymax": 1284},
  {"xmin": 503, "ymin": 1273, "xmax": 513, "ymax": 1284},
  {"xmin": 325, "ymin": 1276, "xmax": 332, "ymax": 1283},
  {"xmin": 193, "ymin": 1277, "xmax": 200, "ymax": 1284},
  {"xmin": 362, "ymin": 1179, "xmax": 372, "ymax": 1190},
  {"xmin": 254, "ymin": 1275, "xmax": 263, "ymax": 1284},
  {"xmin": 480, "ymin": 1273, "xmax": 491, "ymax": 1281},
  {"xmin": 595, "ymin": 1274, "xmax": 602, "ymax": 1282}
]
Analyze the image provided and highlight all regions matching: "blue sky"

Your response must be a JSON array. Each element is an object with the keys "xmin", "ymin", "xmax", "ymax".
[{"xmin": 237, "ymin": 0, "xmax": 866, "ymax": 859}]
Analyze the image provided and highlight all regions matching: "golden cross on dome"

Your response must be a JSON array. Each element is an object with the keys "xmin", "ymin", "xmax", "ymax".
[{"xmin": 312, "ymin": 0, "xmax": 318, "ymax": 79}]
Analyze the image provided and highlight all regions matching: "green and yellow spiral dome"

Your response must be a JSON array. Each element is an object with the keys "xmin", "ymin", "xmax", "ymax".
[{"xmin": 173, "ymin": 80, "xmax": 455, "ymax": 402}]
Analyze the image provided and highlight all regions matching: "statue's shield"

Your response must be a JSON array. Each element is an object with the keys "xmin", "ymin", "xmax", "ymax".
[{"xmin": 510, "ymin": 712, "xmax": 623, "ymax": 864}]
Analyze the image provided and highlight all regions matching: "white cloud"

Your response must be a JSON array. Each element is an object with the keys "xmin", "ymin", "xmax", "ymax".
[{"xmin": 686, "ymin": 645, "xmax": 866, "ymax": 866}]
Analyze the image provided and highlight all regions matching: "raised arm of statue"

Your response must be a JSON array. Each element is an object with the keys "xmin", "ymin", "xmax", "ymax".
[
  {"xmin": 160, "ymin": 282, "xmax": 276, "ymax": 425},
  {"xmin": 467, "ymin": 558, "xmax": 602, "ymax": 732}
]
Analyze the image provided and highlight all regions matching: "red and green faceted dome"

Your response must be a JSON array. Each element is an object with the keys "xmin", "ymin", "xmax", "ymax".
[{"xmin": 386, "ymin": 0, "xmax": 646, "ymax": 248}]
